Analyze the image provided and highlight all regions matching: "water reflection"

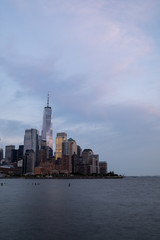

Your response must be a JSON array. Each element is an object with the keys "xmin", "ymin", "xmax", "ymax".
[{"xmin": 0, "ymin": 178, "xmax": 160, "ymax": 240}]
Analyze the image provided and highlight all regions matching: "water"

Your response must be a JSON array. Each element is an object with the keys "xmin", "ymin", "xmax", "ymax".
[{"xmin": 0, "ymin": 177, "xmax": 160, "ymax": 240}]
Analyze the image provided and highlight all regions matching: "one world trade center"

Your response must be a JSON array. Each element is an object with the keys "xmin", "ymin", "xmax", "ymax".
[{"xmin": 41, "ymin": 93, "xmax": 53, "ymax": 154}]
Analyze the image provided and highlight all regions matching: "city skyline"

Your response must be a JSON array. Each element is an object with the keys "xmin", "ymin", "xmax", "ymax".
[
  {"xmin": 0, "ymin": 100, "xmax": 104, "ymax": 176},
  {"xmin": 1, "ymin": 0, "xmax": 160, "ymax": 176}
]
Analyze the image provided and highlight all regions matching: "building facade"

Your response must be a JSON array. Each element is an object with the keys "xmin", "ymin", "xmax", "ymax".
[
  {"xmin": 0, "ymin": 148, "xmax": 3, "ymax": 161},
  {"xmin": 41, "ymin": 93, "xmax": 53, "ymax": 154},
  {"xmin": 68, "ymin": 138, "xmax": 77, "ymax": 155},
  {"xmin": 74, "ymin": 149, "xmax": 99, "ymax": 175},
  {"xmin": 61, "ymin": 140, "xmax": 72, "ymax": 173},
  {"xmin": 38, "ymin": 140, "xmax": 50, "ymax": 163},
  {"xmin": 18, "ymin": 145, "xmax": 24, "ymax": 160},
  {"xmin": 55, "ymin": 132, "xmax": 67, "ymax": 160},
  {"xmin": 11, "ymin": 149, "xmax": 19, "ymax": 163},
  {"xmin": 99, "ymin": 161, "xmax": 107, "ymax": 175},
  {"xmin": 5, "ymin": 145, "xmax": 15, "ymax": 163},
  {"xmin": 23, "ymin": 149, "xmax": 35, "ymax": 174},
  {"xmin": 23, "ymin": 128, "xmax": 39, "ymax": 164}
]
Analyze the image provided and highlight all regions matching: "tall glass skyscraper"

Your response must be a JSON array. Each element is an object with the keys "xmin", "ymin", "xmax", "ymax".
[
  {"xmin": 23, "ymin": 128, "xmax": 39, "ymax": 166},
  {"xmin": 55, "ymin": 132, "xmax": 67, "ymax": 160},
  {"xmin": 41, "ymin": 93, "xmax": 53, "ymax": 153},
  {"xmin": 24, "ymin": 129, "xmax": 39, "ymax": 155}
]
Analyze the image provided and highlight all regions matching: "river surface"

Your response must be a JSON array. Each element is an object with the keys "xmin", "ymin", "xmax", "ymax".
[{"xmin": 0, "ymin": 177, "xmax": 160, "ymax": 240}]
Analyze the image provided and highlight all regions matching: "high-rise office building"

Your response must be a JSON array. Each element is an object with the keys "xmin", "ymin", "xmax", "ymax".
[
  {"xmin": 59, "ymin": 138, "xmax": 78, "ymax": 173},
  {"xmin": 23, "ymin": 149, "xmax": 35, "ymax": 174},
  {"xmin": 5, "ymin": 145, "xmax": 15, "ymax": 163},
  {"xmin": 77, "ymin": 145, "xmax": 82, "ymax": 158},
  {"xmin": 41, "ymin": 93, "xmax": 53, "ymax": 154},
  {"xmin": 55, "ymin": 132, "xmax": 67, "ymax": 160},
  {"xmin": 82, "ymin": 149, "xmax": 94, "ymax": 164},
  {"xmin": 10, "ymin": 145, "xmax": 24, "ymax": 163},
  {"xmin": 23, "ymin": 128, "xmax": 39, "ymax": 164},
  {"xmin": 99, "ymin": 161, "xmax": 107, "ymax": 174},
  {"xmin": 62, "ymin": 140, "xmax": 71, "ymax": 156},
  {"xmin": 38, "ymin": 140, "xmax": 50, "ymax": 163},
  {"xmin": 11, "ymin": 149, "xmax": 19, "ymax": 163},
  {"xmin": 68, "ymin": 138, "xmax": 77, "ymax": 155},
  {"xmin": 75, "ymin": 149, "xmax": 99, "ymax": 175},
  {"xmin": 61, "ymin": 140, "xmax": 72, "ymax": 173},
  {"xmin": 0, "ymin": 148, "xmax": 3, "ymax": 161},
  {"xmin": 18, "ymin": 145, "xmax": 24, "ymax": 160}
]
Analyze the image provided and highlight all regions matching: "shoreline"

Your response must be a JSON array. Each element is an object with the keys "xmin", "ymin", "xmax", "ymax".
[{"xmin": 0, "ymin": 175, "xmax": 124, "ymax": 179}]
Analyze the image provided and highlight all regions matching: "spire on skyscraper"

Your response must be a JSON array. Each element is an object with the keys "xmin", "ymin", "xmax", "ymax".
[{"xmin": 47, "ymin": 92, "xmax": 49, "ymax": 107}]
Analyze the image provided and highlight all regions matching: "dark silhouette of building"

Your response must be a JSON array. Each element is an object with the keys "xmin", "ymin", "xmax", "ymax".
[
  {"xmin": 99, "ymin": 161, "xmax": 107, "ymax": 174},
  {"xmin": 0, "ymin": 148, "xmax": 3, "ymax": 161},
  {"xmin": 61, "ymin": 140, "xmax": 72, "ymax": 174},
  {"xmin": 5, "ymin": 145, "xmax": 15, "ymax": 163},
  {"xmin": 74, "ymin": 149, "xmax": 99, "ymax": 175},
  {"xmin": 11, "ymin": 149, "xmax": 19, "ymax": 163},
  {"xmin": 23, "ymin": 149, "xmax": 35, "ymax": 174},
  {"xmin": 77, "ymin": 145, "xmax": 82, "ymax": 158},
  {"xmin": 38, "ymin": 140, "xmax": 50, "ymax": 163},
  {"xmin": 18, "ymin": 145, "xmax": 24, "ymax": 160}
]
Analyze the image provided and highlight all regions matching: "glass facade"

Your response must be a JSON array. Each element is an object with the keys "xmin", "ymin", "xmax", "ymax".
[
  {"xmin": 56, "ymin": 132, "xmax": 67, "ymax": 160},
  {"xmin": 24, "ymin": 129, "xmax": 39, "ymax": 155},
  {"xmin": 41, "ymin": 106, "xmax": 53, "ymax": 151}
]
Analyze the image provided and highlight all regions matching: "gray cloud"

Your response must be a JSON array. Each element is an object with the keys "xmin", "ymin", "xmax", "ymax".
[
  {"xmin": 0, "ymin": 119, "xmax": 29, "ymax": 148},
  {"xmin": 1, "ymin": 0, "xmax": 160, "ymax": 175}
]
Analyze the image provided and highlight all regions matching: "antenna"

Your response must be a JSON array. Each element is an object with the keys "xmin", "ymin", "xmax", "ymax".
[{"xmin": 47, "ymin": 92, "xmax": 49, "ymax": 107}]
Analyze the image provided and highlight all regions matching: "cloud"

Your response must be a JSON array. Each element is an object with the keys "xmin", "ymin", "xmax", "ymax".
[
  {"xmin": 0, "ymin": 0, "xmax": 155, "ymax": 104},
  {"xmin": 1, "ymin": 0, "xmax": 160, "ymax": 175},
  {"xmin": 0, "ymin": 119, "xmax": 29, "ymax": 148}
]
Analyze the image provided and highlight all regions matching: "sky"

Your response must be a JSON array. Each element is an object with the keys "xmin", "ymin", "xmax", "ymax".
[{"xmin": 0, "ymin": 0, "xmax": 160, "ymax": 176}]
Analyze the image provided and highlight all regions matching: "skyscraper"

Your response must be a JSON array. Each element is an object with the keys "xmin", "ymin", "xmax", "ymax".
[
  {"xmin": 61, "ymin": 139, "xmax": 72, "ymax": 173},
  {"xmin": 55, "ymin": 132, "xmax": 67, "ymax": 160},
  {"xmin": 0, "ymin": 148, "xmax": 3, "ymax": 161},
  {"xmin": 5, "ymin": 145, "xmax": 15, "ymax": 163},
  {"xmin": 23, "ymin": 149, "xmax": 35, "ymax": 174},
  {"xmin": 68, "ymin": 138, "xmax": 77, "ymax": 155},
  {"xmin": 23, "ymin": 128, "xmax": 39, "ymax": 164},
  {"xmin": 41, "ymin": 93, "xmax": 53, "ymax": 154}
]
